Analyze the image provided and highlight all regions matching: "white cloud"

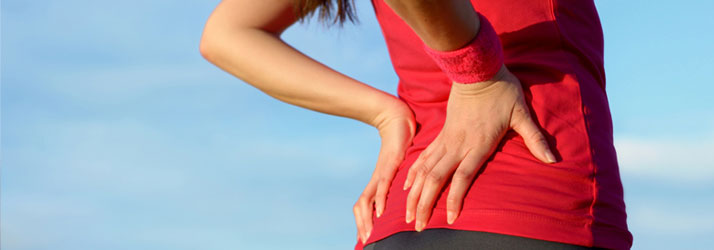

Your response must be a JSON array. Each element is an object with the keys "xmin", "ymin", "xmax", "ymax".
[
  {"xmin": 629, "ymin": 204, "xmax": 714, "ymax": 234},
  {"xmin": 625, "ymin": 197, "xmax": 714, "ymax": 250},
  {"xmin": 615, "ymin": 133, "xmax": 714, "ymax": 183},
  {"xmin": 2, "ymin": 113, "xmax": 368, "ymax": 249},
  {"xmin": 37, "ymin": 63, "xmax": 230, "ymax": 102},
  {"xmin": 231, "ymin": 132, "xmax": 378, "ymax": 178}
]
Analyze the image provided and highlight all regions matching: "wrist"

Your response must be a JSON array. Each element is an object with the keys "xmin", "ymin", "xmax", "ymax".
[
  {"xmin": 450, "ymin": 64, "xmax": 508, "ymax": 94},
  {"xmin": 423, "ymin": 12, "xmax": 504, "ymax": 84},
  {"xmin": 369, "ymin": 96, "xmax": 414, "ymax": 132}
]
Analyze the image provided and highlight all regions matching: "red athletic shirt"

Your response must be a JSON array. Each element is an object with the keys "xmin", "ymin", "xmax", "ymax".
[{"xmin": 354, "ymin": 0, "xmax": 633, "ymax": 249}]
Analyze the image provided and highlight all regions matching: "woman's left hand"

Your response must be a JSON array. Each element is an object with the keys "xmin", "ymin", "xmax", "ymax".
[
  {"xmin": 354, "ymin": 99, "xmax": 416, "ymax": 244},
  {"xmin": 403, "ymin": 65, "xmax": 557, "ymax": 231}
]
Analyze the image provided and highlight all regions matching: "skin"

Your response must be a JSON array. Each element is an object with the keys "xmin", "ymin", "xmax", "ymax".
[
  {"xmin": 200, "ymin": 0, "xmax": 415, "ymax": 244},
  {"xmin": 383, "ymin": 0, "xmax": 557, "ymax": 234},
  {"xmin": 201, "ymin": 0, "xmax": 556, "ymax": 245}
]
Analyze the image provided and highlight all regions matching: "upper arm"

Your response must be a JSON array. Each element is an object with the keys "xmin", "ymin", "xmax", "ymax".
[
  {"xmin": 382, "ymin": 0, "xmax": 479, "ymax": 51},
  {"xmin": 202, "ymin": 0, "xmax": 298, "ymax": 37}
]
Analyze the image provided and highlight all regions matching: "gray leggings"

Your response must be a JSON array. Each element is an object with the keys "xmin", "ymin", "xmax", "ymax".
[{"xmin": 363, "ymin": 228, "xmax": 608, "ymax": 250}]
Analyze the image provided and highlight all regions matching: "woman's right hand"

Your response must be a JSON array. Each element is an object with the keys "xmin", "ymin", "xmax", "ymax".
[{"xmin": 354, "ymin": 99, "xmax": 416, "ymax": 244}]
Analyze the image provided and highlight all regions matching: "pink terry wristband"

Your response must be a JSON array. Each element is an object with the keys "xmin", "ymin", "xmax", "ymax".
[{"xmin": 423, "ymin": 13, "xmax": 504, "ymax": 84}]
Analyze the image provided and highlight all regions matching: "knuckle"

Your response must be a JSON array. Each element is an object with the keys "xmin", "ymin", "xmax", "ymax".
[
  {"xmin": 378, "ymin": 176, "xmax": 390, "ymax": 185},
  {"xmin": 485, "ymin": 133, "xmax": 502, "ymax": 144},
  {"xmin": 414, "ymin": 153, "xmax": 428, "ymax": 166},
  {"xmin": 374, "ymin": 192, "xmax": 387, "ymax": 201},
  {"xmin": 374, "ymin": 190, "xmax": 385, "ymax": 198},
  {"xmin": 526, "ymin": 130, "xmax": 546, "ymax": 144},
  {"xmin": 533, "ymin": 131, "xmax": 547, "ymax": 142},
  {"xmin": 473, "ymin": 133, "xmax": 489, "ymax": 144},
  {"xmin": 406, "ymin": 167, "xmax": 416, "ymax": 178},
  {"xmin": 417, "ymin": 164, "xmax": 431, "ymax": 174},
  {"xmin": 421, "ymin": 147, "xmax": 433, "ymax": 158},
  {"xmin": 416, "ymin": 202, "xmax": 428, "ymax": 213},
  {"xmin": 357, "ymin": 195, "xmax": 370, "ymax": 205},
  {"xmin": 446, "ymin": 195, "xmax": 460, "ymax": 205},
  {"xmin": 452, "ymin": 130, "xmax": 467, "ymax": 145},
  {"xmin": 407, "ymin": 190, "xmax": 419, "ymax": 200},
  {"xmin": 425, "ymin": 170, "xmax": 443, "ymax": 183},
  {"xmin": 514, "ymin": 103, "xmax": 531, "ymax": 117},
  {"xmin": 453, "ymin": 168, "xmax": 473, "ymax": 181}
]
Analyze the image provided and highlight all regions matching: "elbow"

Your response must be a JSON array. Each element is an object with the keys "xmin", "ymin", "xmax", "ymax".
[
  {"xmin": 199, "ymin": 35, "xmax": 216, "ymax": 63},
  {"xmin": 199, "ymin": 25, "xmax": 225, "ymax": 63}
]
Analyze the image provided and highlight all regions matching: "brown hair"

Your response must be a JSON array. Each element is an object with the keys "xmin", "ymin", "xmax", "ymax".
[{"xmin": 292, "ymin": 0, "xmax": 359, "ymax": 27}]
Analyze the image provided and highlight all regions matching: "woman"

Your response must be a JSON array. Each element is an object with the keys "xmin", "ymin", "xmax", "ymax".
[{"xmin": 199, "ymin": 0, "xmax": 633, "ymax": 249}]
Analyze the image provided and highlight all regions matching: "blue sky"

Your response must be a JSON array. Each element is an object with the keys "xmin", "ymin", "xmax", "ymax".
[{"xmin": 2, "ymin": 0, "xmax": 713, "ymax": 249}]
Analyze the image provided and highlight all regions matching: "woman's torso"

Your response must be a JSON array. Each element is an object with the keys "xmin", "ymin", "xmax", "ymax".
[{"xmin": 356, "ymin": 0, "xmax": 633, "ymax": 249}]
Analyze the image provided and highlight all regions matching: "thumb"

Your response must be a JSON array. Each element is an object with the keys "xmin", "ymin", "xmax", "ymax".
[{"xmin": 511, "ymin": 104, "xmax": 556, "ymax": 164}]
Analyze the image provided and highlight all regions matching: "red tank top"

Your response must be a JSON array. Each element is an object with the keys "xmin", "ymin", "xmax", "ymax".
[{"xmin": 354, "ymin": 0, "xmax": 633, "ymax": 249}]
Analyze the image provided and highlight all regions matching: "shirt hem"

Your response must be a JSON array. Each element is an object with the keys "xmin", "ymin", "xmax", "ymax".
[{"xmin": 354, "ymin": 208, "xmax": 630, "ymax": 250}]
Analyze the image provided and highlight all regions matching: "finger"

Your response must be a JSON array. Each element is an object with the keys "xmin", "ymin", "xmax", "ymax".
[
  {"xmin": 404, "ymin": 145, "xmax": 444, "ymax": 190},
  {"xmin": 511, "ymin": 104, "xmax": 556, "ymax": 163},
  {"xmin": 445, "ymin": 149, "xmax": 482, "ymax": 224},
  {"xmin": 358, "ymin": 194, "xmax": 374, "ymax": 244},
  {"xmin": 374, "ymin": 179, "xmax": 389, "ymax": 218},
  {"xmin": 355, "ymin": 180, "xmax": 377, "ymax": 244},
  {"xmin": 374, "ymin": 156, "xmax": 397, "ymax": 218},
  {"xmin": 405, "ymin": 168, "xmax": 425, "ymax": 224},
  {"xmin": 403, "ymin": 151, "xmax": 425, "ymax": 190},
  {"xmin": 405, "ymin": 146, "xmax": 445, "ymax": 223},
  {"xmin": 415, "ymin": 152, "xmax": 460, "ymax": 231},
  {"xmin": 373, "ymin": 150, "xmax": 392, "ymax": 218},
  {"xmin": 404, "ymin": 152, "xmax": 425, "ymax": 190},
  {"xmin": 353, "ymin": 201, "xmax": 365, "ymax": 243},
  {"xmin": 376, "ymin": 129, "xmax": 411, "ymax": 217},
  {"xmin": 361, "ymin": 196, "xmax": 374, "ymax": 244}
]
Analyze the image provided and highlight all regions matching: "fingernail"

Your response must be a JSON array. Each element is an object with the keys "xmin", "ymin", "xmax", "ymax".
[
  {"xmin": 403, "ymin": 182, "xmax": 409, "ymax": 190},
  {"xmin": 447, "ymin": 210, "xmax": 455, "ymax": 224},
  {"xmin": 366, "ymin": 230, "xmax": 371, "ymax": 240},
  {"xmin": 377, "ymin": 209, "xmax": 382, "ymax": 218},
  {"xmin": 545, "ymin": 149, "xmax": 556, "ymax": 163},
  {"xmin": 415, "ymin": 221, "xmax": 424, "ymax": 232},
  {"xmin": 406, "ymin": 210, "xmax": 413, "ymax": 223}
]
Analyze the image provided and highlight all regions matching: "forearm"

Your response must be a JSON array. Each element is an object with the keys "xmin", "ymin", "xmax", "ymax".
[
  {"xmin": 200, "ymin": 28, "xmax": 401, "ymax": 127},
  {"xmin": 383, "ymin": 0, "xmax": 480, "ymax": 51}
]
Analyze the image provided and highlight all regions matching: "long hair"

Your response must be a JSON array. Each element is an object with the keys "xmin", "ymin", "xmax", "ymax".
[{"xmin": 292, "ymin": 0, "xmax": 359, "ymax": 27}]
